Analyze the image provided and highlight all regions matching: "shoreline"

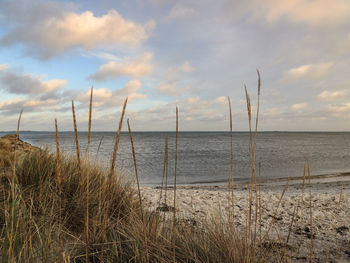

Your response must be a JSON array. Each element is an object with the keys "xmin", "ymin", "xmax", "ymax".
[{"xmin": 148, "ymin": 171, "xmax": 350, "ymax": 192}]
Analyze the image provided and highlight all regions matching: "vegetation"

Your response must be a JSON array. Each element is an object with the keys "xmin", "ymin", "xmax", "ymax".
[
  {"xmin": 0, "ymin": 142, "xmax": 259, "ymax": 262},
  {"xmin": 0, "ymin": 72, "xmax": 296, "ymax": 262}
]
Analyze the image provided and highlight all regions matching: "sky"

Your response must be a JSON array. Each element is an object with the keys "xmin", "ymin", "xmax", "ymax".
[{"xmin": 0, "ymin": 0, "xmax": 350, "ymax": 131}]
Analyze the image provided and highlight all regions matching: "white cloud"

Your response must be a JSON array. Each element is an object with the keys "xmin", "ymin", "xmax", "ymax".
[
  {"xmin": 0, "ymin": 97, "xmax": 60, "ymax": 114},
  {"xmin": 90, "ymin": 52, "xmax": 153, "ymax": 81},
  {"xmin": 0, "ymin": 64, "xmax": 8, "ymax": 71},
  {"xmin": 284, "ymin": 62, "xmax": 334, "ymax": 81},
  {"xmin": 131, "ymin": 96, "xmax": 228, "ymax": 126},
  {"xmin": 179, "ymin": 61, "xmax": 195, "ymax": 73},
  {"xmin": 169, "ymin": 4, "xmax": 196, "ymax": 18},
  {"xmin": 157, "ymin": 83, "xmax": 190, "ymax": 96},
  {"xmin": 317, "ymin": 90, "xmax": 348, "ymax": 101},
  {"xmin": 327, "ymin": 103, "xmax": 350, "ymax": 113},
  {"xmin": 291, "ymin": 102, "xmax": 307, "ymax": 110},
  {"xmin": 0, "ymin": 69, "xmax": 66, "ymax": 95},
  {"xmin": 213, "ymin": 96, "xmax": 227, "ymax": 105},
  {"xmin": 0, "ymin": 3, "xmax": 155, "ymax": 59},
  {"xmin": 80, "ymin": 80, "xmax": 146, "ymax": 109},
  {"xmin": 252, "ymin": 0, "xmax": 350, "ymax": 26}
]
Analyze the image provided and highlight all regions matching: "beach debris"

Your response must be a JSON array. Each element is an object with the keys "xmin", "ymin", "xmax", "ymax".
[{"xmin": 156, "ymin": 203, "xmax": 175, "ymax": 212}]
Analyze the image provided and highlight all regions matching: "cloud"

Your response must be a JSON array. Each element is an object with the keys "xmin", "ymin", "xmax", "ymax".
[
  {"xmin": 0, "ymin": 64, "xmax": 8, "ymax": 71},
  {"xmin": 89, "ymin": 53, "xmax": 153, "ymax": 81},
  {"xmin": 0, "ymin": 97, "xmax": 60, "ymax": 114},
  {"xmin": 157, "ymin": 83, "xmax": 190, "ymax": 96},
  {"xmin": 213, "ymin": 96, "xmax": 227, "ymax": 105},
  {"xmin": 132, "ymin": 96, "xmax": 228, "ymax": 126},
  {"xmin": 0, "ymin": 69, "xmax": 66, "ymax": 95},
  {"xmin": 284, "ymin": 62, "xmax": 334, "ymax": 81},
  {"xmin": 291, "ymin": 102, "xmax": 307, "ymax": 110},
  {"xmin": 169, "ymin": 3, "xmax": 196, "ymax": 18},
  {"xmin": 179, "ymin": 61, "xmax": 195, "ymax": 73},
  {"xmin": 251, "ymin": 0, "xmax": 350, "ymax": 26},
  {"xmin": 0, "ymin": 1, "xmax": 155, "ymax": 59},
  {"xmin": 327, "ymin": 103, "xmax": 350, "ymax": 113},
  {"xmin": 317, "ymin": 90, "xmax": 348, "ymax": 101},
  {"xmin": 80, "ymin": 80, "xmax": 146, "ymax": 109}
]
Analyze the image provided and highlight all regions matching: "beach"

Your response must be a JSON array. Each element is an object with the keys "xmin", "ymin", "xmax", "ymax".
[{"xmin": 141, "ymin": 173, "xmax": 350, "ymax": 262}]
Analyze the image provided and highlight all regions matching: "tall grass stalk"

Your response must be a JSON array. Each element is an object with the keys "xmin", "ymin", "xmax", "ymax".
[
  {"xmin": 258, "ymin": 162, "xmax": 262, "ymax": 248},
  {"xmin": 263, "ymin": 180, "xmax": 289, "ymax": 241},
  {"xmin": 85, "ymin": 87, "xmax": 93, "ymax": 263},
  {"xmin": 95, "ymin": 135, "xmax": 104, "ymax": 161},
  {"xmin": 252, "ymin": 70, "xmax": 261, "ymax": 258},
  {"xmin": 54, "ymin": 119, "xmax": 62, "ymax": 245},
  {"xmin": 72, "ymin": 100, "xmax": 89, "ymax": 261},
  {"xmin": 109, "ymin": 98, "xmax": 128, "ymax": 183},
  {"xmin": 173, "ymin": 106, "xmax": 178, "ymax": 263},
  {"xmin": 286, "ymin": 199, "xmax": 299, "ymax": 244},
  {"xmin": 127, "ymin": 118, "xmax": 149, "ymax": 262},
  {"xmin": 102, "ymin": 97, "xmax": 127, "ymax": 262},
  {"xmin": 228, "ymin": 96, "xmax": 235, "ymax": 223},
  {"xmin": 71, "ymin": 101, "xmax": 82, "ymax": 176},
  {"xmin": 244, "ymin": 86, "xmax": 253, "ymax": 249},
  {"xmin": 87, "ymin": 87, "xmax": 93, "ymax": 159},
  {"xmin": 302, "ymin": 163, "xmax": 306, "ymax": 205},
  {"xmin": 158, "ymin": 133, "xmax": 169, "ymax": 209},
  {"xmin": 307, "ymin": 160, "xmax": 314, "ymax": 262},
  {"xmin": 7, "ymin": 109, "xmax": 22, "ymax": 262},
  {"xmin": 12, "ymin": 109, "xmax": 23, "ymax": 183},
  {"xmin": 339, "ymin": 184, "xmax": 343, "ymax": 205}
]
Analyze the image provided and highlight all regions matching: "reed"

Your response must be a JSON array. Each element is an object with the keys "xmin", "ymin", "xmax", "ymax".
[
  {"xmin": 72, "ymin": 100, "xmax": 90, "ymax": 261},
  {"xmin": 102, "ymin": 97, "xmax": 128, "ymax": 262},
  {"xmin": 258, "ymin": 162, "xmax": 262, "ymax": 248},
  {"xmin": 87, "ymin": 87, "xmax": 93, "ymax": 159},
  {"xmin": 12, "ymin": 109, "xmax": 23, "ymax": 183},
  {"xmin": 71, "ymin": 101, "xmax": 82, "ymax": 176},
  {"xmin": 263, "ymin": 180, "xmax": 289, "ymax": 241},
  {"xmin": 227, "ymin": 96, "xmax": 235, "ymax": 222},
  {"xmin": 85, "ymin": 87, "xmax": 93, "ymax": 263},
  {"xmin": 286, "ymin": 199, "xmax": 299, "ymax": 244},
  {"xmin": 7, "ymin": 109, "xmax": 22, "ymax": 262},
  {"xmin": 54, "ymin": 119, "xmax": 62, "ymax": 238},
  {"xmin": 301, "ymin": 163, "xmax": 306, "ymax": 205},
  {"xmin": 244, "ymin": 86, "xmax": 253, "ymax": 248},
  {"xmin": 173, "ymin": 106, "xmax": 178, "ymax": 263},
  {"xmin": 339, "ymin": 184, "xmax": 343, "ymax": 205},
  {"xmin": 307, "ymin": 160, "xmax": 314, "ymax": 262},
  {"xmin": 96, "ymin": 135, "xmax": 104, "ymax": 161},
  {"xmin": 127, "ymin": 118, "xmax": 149, "ymax": 261},
  {"xmin": 252, "ymin": 70, "xmax": 261, "ymax": 258},
  {"xmin": 158, "ymin": 133, "xmax": 169, "ymax": 209},
  {"xmin": 109, "ymin": 98, "xmax": 128, "ymax": 183}
]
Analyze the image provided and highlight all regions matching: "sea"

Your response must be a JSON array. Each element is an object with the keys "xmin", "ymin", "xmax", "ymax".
[{"xmin": 2, "ymin": 131, "xmax": 350, "ymax": 186}]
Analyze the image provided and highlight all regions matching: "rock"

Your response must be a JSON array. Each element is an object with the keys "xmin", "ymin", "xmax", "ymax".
[
  {"xmin": 336, "ymin": 226, "xmax": 349, "ymax": 235},
  {"xmin": 0, "ymin": 134, "xmax": 39, "ymax": 152},
  {"xmin": 0, "ymin": 134, "xmax": 40, "ymax": 169}
]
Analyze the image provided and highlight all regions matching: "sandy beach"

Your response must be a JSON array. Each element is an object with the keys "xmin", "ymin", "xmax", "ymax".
[{"xmin": 141, "ymin": 173, "xmax": 350, "ymax": 262}]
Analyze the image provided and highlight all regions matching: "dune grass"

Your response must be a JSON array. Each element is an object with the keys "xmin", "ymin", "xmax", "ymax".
[
  {"xmin": 0, "ymin": 72, "xmax": 303, "ymax": 262},
  {"xmin": 0, "ymin": 147, "xmax": 262, "ymax": 262}
]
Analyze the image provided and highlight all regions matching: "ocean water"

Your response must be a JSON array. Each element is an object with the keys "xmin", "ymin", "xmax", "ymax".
[{"xmin": 2, "ymin": 131, "xmax": 350, "ymax": 186}]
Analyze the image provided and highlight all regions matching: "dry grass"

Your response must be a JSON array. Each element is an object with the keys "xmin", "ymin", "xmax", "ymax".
[{"xmin": 0, "ymin": 72, "xmax": 318, "ymax": 262}]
